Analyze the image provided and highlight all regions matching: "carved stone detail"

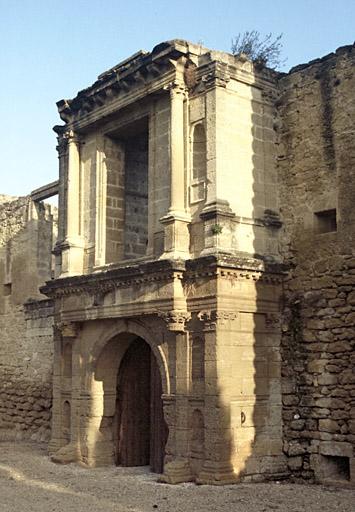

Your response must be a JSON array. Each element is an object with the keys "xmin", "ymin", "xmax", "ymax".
[
  {"xmin": 164, "ymin": 80, "xmax": 188, "ymax": 98},
  {"xmin": 201, "ymin": 62, "xmax": 230, "ymax": 89},
  {"xmin": 57, "ymin": 321, "xmax": 80, "ymax": 338},
  {"xmin": 159, "ymin": 310, "xmax": 191, "ymax": 332},
  {"xmin": 198, "ymin": 310, "xmax": 237, "ymax": 331},
  {"xmin": 265, "ymin": 313, "xmax": 280, "ymax": 329}
]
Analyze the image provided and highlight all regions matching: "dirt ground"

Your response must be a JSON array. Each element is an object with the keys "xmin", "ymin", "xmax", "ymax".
[{"xmin": 0, "ymin": 442, "xmax": 354, "ymax": 512}]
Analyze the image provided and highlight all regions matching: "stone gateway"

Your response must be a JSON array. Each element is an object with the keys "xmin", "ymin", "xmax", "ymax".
[{"xmin": 1, "ymin": 39, "xmax": 354, "ymax": 486}]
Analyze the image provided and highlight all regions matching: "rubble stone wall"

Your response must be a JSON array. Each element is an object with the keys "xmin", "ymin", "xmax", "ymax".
[
  {"xmin": 0, "ymin": 196, "xmax": 55, "ymax": 441},
  {"xmin": 278, "ymin": 45, "xmax": 355, "ymax": 481}
]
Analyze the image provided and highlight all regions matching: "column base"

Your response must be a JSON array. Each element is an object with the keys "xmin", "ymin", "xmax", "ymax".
[
  {"xmin": 48, "ymin": 438, "xmax": 63, "ymax": 456},
  {"xmin": 199, "ymin": 199, "xmax": 236, "ymax": 256},
  {"xmin": 159, "ymin": 212, "xmax": 191, "ymax": 260},
  {"xmin": 196, "ymin": 461, "xmax": 238, "ymax": 485},
  {"xmin": 159, "ymin": 458, "xmax": 194, "ymax": 484},
  {"xmin": 51, "ymin": 442, "xmax": 81, "ymax": 464},
  {"xmin": 56, "ymin": 236, "xmax": 85, "ymax": 277}
]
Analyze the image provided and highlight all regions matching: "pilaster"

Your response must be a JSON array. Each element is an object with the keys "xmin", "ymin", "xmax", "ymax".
[
  {"xmin": 195, "ymin": 309, "xmax": 238, "ymax": 485},
  {"xmin": 159, "ymin": 311, "xmax": 194, "ymax": 484},
  {"xmin": 57, "ymin": 130, "xmax": 85, "ymax": 277}
]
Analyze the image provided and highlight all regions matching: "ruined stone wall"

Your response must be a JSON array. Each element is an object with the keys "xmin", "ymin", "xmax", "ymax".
[
  {"xmin": 278, "ymin": 44, "xmax": 355, "ymax": 482},
  {"xmin": 0, "ymin": 196, "xmax": 56, "ymax": 441}
]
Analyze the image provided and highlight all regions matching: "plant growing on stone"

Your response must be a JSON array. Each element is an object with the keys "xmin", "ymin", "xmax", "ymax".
[
  {"xmin": 211, "ymin": 224, "xmax": 223, "ymax": 235},
  {"xmin": 231, "ymin": 31, "xmax": 284, "ymax": 70}
]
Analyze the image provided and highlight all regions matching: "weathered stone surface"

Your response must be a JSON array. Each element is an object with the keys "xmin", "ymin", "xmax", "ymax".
[
  {"xmin": 0, "ymin": 197, "xmax": 56, "ymax": 439},
  {"xmin": 1, "ymin": 39, "xmax": 354, "ymax": 486}
]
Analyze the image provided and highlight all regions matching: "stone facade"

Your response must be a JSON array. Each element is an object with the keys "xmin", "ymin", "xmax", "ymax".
[
  {"xmin": 43, "ymin": 40, "xmax": 287, "ymax": 484},
  {"xmin": 1, "ymin": 39, "xmax": 354, "ymax": 487},
  {"xmin": 0, "ymin": 195, "xmax": 56, "ymax": 441}
]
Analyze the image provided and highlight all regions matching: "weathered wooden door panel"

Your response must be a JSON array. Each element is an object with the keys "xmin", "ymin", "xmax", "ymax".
[
  {"xmin": 150, "ymin": 352, "xmax": 168, "ymax": 473},
  {"xmin": 117, "ymin": 339, "xmax": 151, "ymax": 466},
  {"xmin": 116, "ymin": 337, "xmax": 168, "ymax": 472}
]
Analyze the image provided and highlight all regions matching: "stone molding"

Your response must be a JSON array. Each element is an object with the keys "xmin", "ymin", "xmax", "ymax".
[
  {"xmin": 56, "ymin": 321, "xmax": 80, "ymax": 338},
  {"xmin": 158, "ymin": 310, "xmax": 191, "ymax": 332},
  {"xmin": 200, "ymin": 61, "xmax": 231, "ymax": 89},
  {"xmin": 197, "ymin": 309, "xmax": 238, "ymax": 331},
  {"xmin": 163, "ymin": 80, "xmax": 188, "ymax": 98},
  {"xmin": 53, "ymin": 40, "xmax": 277, "ymax": 129},
  {"xmin": 41, "ymin": 261, "xmax": 185, "ymax": 298}
]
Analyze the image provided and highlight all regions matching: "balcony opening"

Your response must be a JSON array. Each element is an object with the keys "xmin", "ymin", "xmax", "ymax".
[{"xmin": 108, "ymin": 117, "xmax": 149, "ymax": 261}]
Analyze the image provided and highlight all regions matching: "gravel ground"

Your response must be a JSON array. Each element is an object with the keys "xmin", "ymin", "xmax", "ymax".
[{"xmin": 0, "ymin": 442, "xmax": 354, "ymax": 512}]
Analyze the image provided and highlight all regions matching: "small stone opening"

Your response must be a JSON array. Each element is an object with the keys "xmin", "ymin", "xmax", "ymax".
[
  {"xmin": 3, "ymin": 283, "xmax": 12, "ymax": 296},
  {"xmin": 62, "ymin": 400, "xmax": 71, "ymax": 444},
  {"xmin": 320, "ymin": 455, "xmax": 350, "ymax": 482},
  {"xmin": 314, "ymin": 208, "xmax": 337, "ymax": 233}
]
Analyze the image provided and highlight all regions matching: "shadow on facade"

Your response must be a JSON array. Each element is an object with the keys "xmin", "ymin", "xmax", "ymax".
[{"xmin": 210, "ymin": 77, "xmax": 286, "ymax": 483}]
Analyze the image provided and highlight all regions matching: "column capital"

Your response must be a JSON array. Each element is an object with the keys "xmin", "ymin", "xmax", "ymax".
[
  {"xmin": 64, "ymin": 129, "xmax": 83, "ymax": 145},
  {"xmin": 56, "ymin": 129, "xmax": 82, "ymax": 156},
  {"xmin": 164, "ymin": 80, "xmax": 187, "ymax": 99},
  {"xmin": 198, "ymin": 309, "xmax": 238, "ymax": 331},
  {"xmin": 56, "ymin": 321, "xmax": 81, "ymax": 339},
  {"xmin": 159, "ymin": 310, "xmax": 191, "ymax": 332}
]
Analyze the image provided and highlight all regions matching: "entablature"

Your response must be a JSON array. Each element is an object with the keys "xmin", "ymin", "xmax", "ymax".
[{"xmin": 54, "ymin": 39, "xmax": 278, "ymax": 133}]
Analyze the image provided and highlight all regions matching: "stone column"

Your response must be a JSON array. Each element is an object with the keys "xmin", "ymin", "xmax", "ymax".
[
  {"xmin": 60, "ymin": 130, "xmax": 85, "ymax": 277},
  {"xmin": 195, "ymin": 309, "xmax": 238, "ymax": 485},
  {"xmin": 94, "ymin": 135, "xmax": 107, "ymax": 267},
  {"xmin": 160, "ymin": 82, "xmax": 191, "ymax": 259},
  {"xmin": 159, "ymin": 311, "xmax": 194, "ymax": 484}
]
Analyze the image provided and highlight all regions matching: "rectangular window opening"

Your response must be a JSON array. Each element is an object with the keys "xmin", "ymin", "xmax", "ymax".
[{"xmin": 314, "ymin": 209, "xmax": 337, "ymax": 234}]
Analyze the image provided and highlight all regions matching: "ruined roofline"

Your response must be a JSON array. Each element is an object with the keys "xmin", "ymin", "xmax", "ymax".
[
  {"xmin": 0, "ymin": 194, "xmax": 19, "ymax": 205},
  {"xmin": 56, "ymin": 39, "xmax": 203, "ymax": 122},
  {"xmin": 55, "ymin": 39, "xmax": 277, "ymax": 126},
  {"xmin": 287, "ymin": 41, "xmax": 355, "ymax": 75}
]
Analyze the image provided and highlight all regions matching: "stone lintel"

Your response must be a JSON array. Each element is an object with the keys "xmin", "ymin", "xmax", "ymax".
[{"xmin": 31, "ymin": 180, "xmax": 59, "ymax": 202}]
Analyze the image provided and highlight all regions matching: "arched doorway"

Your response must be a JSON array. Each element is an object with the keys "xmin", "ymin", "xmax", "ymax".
[{"xmin": 115, "ymin": 337, "xmax": 168, "ymax": 473}]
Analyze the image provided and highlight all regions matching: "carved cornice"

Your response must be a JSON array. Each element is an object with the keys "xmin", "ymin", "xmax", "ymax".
[
  {"xmin": 41, "ymin": 260, "xmax": 186, "ymax": 299},
  {"xmin": 159, "ymin": 310, "xmax": 191, "ymax": 332},
  {"xmin": 55, "ymin": 43, "xmax": 190, "ymax": 125},
  {"xmin": 184, "ymin": 255, "xmax": 286, "ymax": 284},
  {"xmin": 200, "ymin": 61, "xmax": 230, "ymax": 89},
  {"xmin": 197, "ymin": 310, "xmax": 237, "ymax": 331}
]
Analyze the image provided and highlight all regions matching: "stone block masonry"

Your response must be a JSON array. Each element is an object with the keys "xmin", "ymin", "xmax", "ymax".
[
  {"xmin": 278, "ymin": 44, "xmax": 355, "ymax": 484},
  {"xmin": 1, "ymin": 39, "xmax": 354, "ymax": 487},
  {"xmin": 0, "ymin": 196, "xmax": 56, "ymax": 441}
]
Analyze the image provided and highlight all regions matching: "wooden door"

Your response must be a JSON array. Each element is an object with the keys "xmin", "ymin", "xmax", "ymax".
[
  {"xmin": 150, "ymin": 352, "xmax": 168, "ymax": 473},
  {"xmin": 116, "ymin": 338, "xmax": 168, "ymax": 472},
  {"xmin": 117, "ymin": 339, "xmax": 150, "ymax": 466}
]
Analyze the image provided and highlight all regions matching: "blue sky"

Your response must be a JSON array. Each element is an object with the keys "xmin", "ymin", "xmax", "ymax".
[{"xmin": 1, "ymin": 0, "xmax": 354, "ymax": 196}]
